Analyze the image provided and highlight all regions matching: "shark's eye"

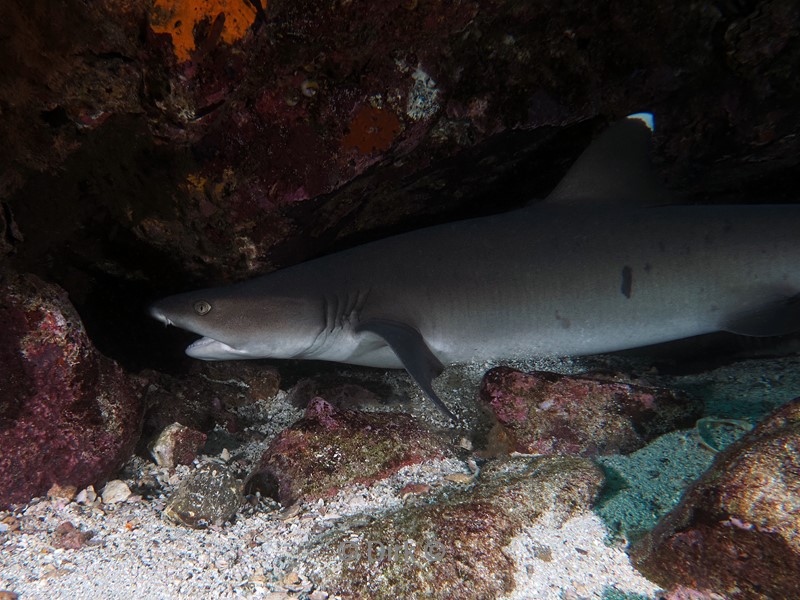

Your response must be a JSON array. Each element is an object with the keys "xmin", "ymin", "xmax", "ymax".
[{"xmin": 193, "ymin": 300, "xmax": 212, "ymax": 315}]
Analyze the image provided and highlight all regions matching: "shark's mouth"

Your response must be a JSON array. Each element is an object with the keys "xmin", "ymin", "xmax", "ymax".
[{"xmin": 186, "ymin": 336, "xmax": 249, "ymax": 360}]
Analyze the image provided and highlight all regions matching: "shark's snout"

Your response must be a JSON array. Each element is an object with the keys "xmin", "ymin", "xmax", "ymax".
[{"xmin": 148, "ymin": 303, "xmax": 173, "ymax": 326}]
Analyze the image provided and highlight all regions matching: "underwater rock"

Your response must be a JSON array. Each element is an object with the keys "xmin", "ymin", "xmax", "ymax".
[
  {"xmin": 140, "ymin": 362, "xmax": 278, "ymax": 448},
  {"xmin": 46, "ymin": 483, "xmax": 78, "ymax": 502},
  {"xmin": 249, "ymin": 398, "xmax": 452, "ymax": 505},
  {"xmin": 305, "ymin": 455, "xmax": 604, "ymax": 598},
  {"xmin": 0, "ymin": 202, "xmax": 22, "ymax": 258},
  {"xmin": 0, "ymin": 272, "xmax": 144, "ymax": 508},
  {"xmin": 660, "ymin": 587, "xmax": 726, "ymax": 600},
  {"xmin": 164, "ymin": 463, "xmax": 243, "ymax": 528},
  {"xmin": 286, "ymin": 377, "xmax": 389, "ymax": 411},
  {"xmin": 51, "ymin": 521, "xmax": 93, "ymax": 550},
  {"xmin": 149, "ymin": 422, "xmax": 208, "ymax": 468},
  {"xmin": 480, "ymin": 367, "xmax": 699, "ymax": 456},
  {"xmin": 100, "ymin": 480, "xmax": 132, "ymax": 504},
  {"xmin": 632, "ymin": 396, "xmax": 800, "ymax": 599},
  {"xmin": 139, "ymin": 370, "xmax": 220, "ymax": 438}
]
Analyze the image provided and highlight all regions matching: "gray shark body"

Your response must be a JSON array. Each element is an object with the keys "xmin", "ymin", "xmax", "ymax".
[{"xmin": 150, "ymin": 115, "xmax": 800, "ymax": 418}]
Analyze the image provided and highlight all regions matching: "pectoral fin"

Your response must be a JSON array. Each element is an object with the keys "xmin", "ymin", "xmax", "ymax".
[
  {"xmin": 721, "ymin": 293, "xmax": 800, "ymax": 337},
  {"xmin": 356, "ymin": 319, "xmax": 455, "ymax": 420}
]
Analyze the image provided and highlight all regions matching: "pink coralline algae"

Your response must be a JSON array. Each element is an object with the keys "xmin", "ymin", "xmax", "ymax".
[
  {"xmin": 0, "ymin": 272, "xmax": 144, "ymax": 508},
  {"xmin": 479, "ymin": 367, "xmax": 700, "ymax": 456}
]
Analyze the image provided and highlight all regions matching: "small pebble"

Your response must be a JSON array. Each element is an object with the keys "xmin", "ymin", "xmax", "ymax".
[
  {"xmin": 399, "ymin": 483, "xmax": 431, "ymax": 498},
  {"xmin": 300, "ymin": 80, "xmax": 319, "ymax": 97},
  {"xmin": 1, "ymin": 515, "xmax": 20, "ymax": 533},
  {"xmin": 51, "ymin": 521, "xmax": 92, "ymax": 550},
  {"xmin": 444, "ymin": 473, "xmax": 475, "ymax": 484},
  {"xmin": 47, "ymin": 483, "xmax": 77, "ymax": 501},
  {"xmin": 75, "ymin": 485, "xmax": 97, "ymax": 504},
  {"xmin": 101, "ymin": 480, "xmax": 132, "ymax": 504}
]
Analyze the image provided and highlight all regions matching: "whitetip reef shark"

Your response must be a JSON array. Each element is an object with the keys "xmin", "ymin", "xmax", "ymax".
[{"xmin": 150, "ymin": 113, "xmax": 800, "ymax": 420}]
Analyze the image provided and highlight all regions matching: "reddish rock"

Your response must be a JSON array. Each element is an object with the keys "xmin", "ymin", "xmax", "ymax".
[
  {"xmin": 632, "ymin": 397, "xmax": 800, "ymax": 599},
  {"xmin": 0, "ymin": 272, "xmax": 144, "ymax": 508},
  {"xmin": 249, "ymin": 398, "xmax": 451, "ymax": 504},
  {"xmin": 51, "ymin": 521, "xmax": 92, "ymax": 550},
  {"xmin": 480, "ymin": 367, "xmax": 700, "ymax": 456},
  {"xmin": 149, "ymin": 422, "xmax": 208, "ymax": 467},
  {"xmin": 660, "ymin": 587, "xmax": 725, "ymax": 600},
  {"xmin": 46, "ymin": 483, "xmax": 78, "ymax": 502}
]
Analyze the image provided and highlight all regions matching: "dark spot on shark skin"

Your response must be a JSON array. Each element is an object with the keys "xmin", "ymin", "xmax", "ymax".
[
  {"xmin": 621, "ymin": 266, "xmax": 633, "ymax": 299},
  {"xmin": 658, "ymin": 241, "xmax": 666, "ymax": 253},
  {"xmin": 644, "ymin": 263, "xmax": 652, "ymax": 273},
  {"xmin": 555, "ymin": 311, "xmax": 571, "ymax": 329}
]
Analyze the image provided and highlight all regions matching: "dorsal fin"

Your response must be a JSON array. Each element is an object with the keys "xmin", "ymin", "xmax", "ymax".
[{"xmin": 545, "ymin": 113, "xmax": 671, "ymax": 207}]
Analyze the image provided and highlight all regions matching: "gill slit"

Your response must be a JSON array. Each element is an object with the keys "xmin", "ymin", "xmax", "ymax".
[{"xmin": 306, "ymin": 288, "xmax": 372, "ymax": 358}]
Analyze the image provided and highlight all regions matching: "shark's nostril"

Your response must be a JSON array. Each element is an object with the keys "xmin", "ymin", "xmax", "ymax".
[{"xmin": 148, "ymin": 304, "xmax": 172, "ymax": 327}]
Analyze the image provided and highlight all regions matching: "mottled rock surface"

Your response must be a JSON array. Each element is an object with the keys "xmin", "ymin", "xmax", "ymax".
[
  {"xmin": 149, "ymin": 422, "xmax": 208, "ymax": 468},
  {"xmin": 632, "ymin": 397, "xmax": 800, "ymax": 599},
  {"xmin": 164, "ymin": 463, "xmax": 244, "ymax": 528},
  {"xmin": 480, "ymin": 367, "xmax": 700, "ymax": 456},
  {"xmin": 100, "ymin": 480, "xmax": 132, "ymax": 504},
  {"xmin": 305, "ymin": 455, "xmax": 604, "ymax": 598},
  {"xmin": 250, "ymin": 398, "xmax": 452, "ymax": 504},
  {"xmin": 0, "ymin": 272, "xmax": 144, "ymax": 508},
  {"xmin": 51, "ymin": 521, "xmax": 93, "ymax": 550}
]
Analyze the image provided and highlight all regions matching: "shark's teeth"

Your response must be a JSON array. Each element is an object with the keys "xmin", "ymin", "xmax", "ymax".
[{"xmin": 185, "ymin": 337, "xmax": 249, "ymax": 360}]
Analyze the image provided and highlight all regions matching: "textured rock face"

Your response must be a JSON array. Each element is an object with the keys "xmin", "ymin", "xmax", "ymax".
[
  {"xmin": 249, "ymin": 397, "xmax": 452, "ymax": 504},
  {"xmin": 632, "ymin": 397, "xmax": 800, "ymax": 599},
  {"xmin": 149, "ymin": 422, "xmax": 208, "ymax": 468},
  {"xmin": 0, "ymin": 272, "xmax": 144, "ymax": 508},
  {"xmin": 480, "ymin": 367, "xmax": 701, "ymax": 456},
  {"xmin": 305, "ymin": 455, "xmax": 605, "ymax": 598},
  {"xmin": 164, "ymin": 463, "xmax": 244, "ymax": 529}
]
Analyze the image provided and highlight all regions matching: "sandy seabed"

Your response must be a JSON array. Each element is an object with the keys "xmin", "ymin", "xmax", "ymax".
[{"xmin": 5, "ymin": 352, "xmax": 800, "ymax": 599}]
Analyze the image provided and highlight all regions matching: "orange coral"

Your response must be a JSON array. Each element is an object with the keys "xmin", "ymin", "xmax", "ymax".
[
  {"xmin": 149, "ymin": 0, "xmax": 258, "ymax": 62},
  {"xmin": 341, "ymin": 105, "xmax": 402, "ymax": 154}
]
